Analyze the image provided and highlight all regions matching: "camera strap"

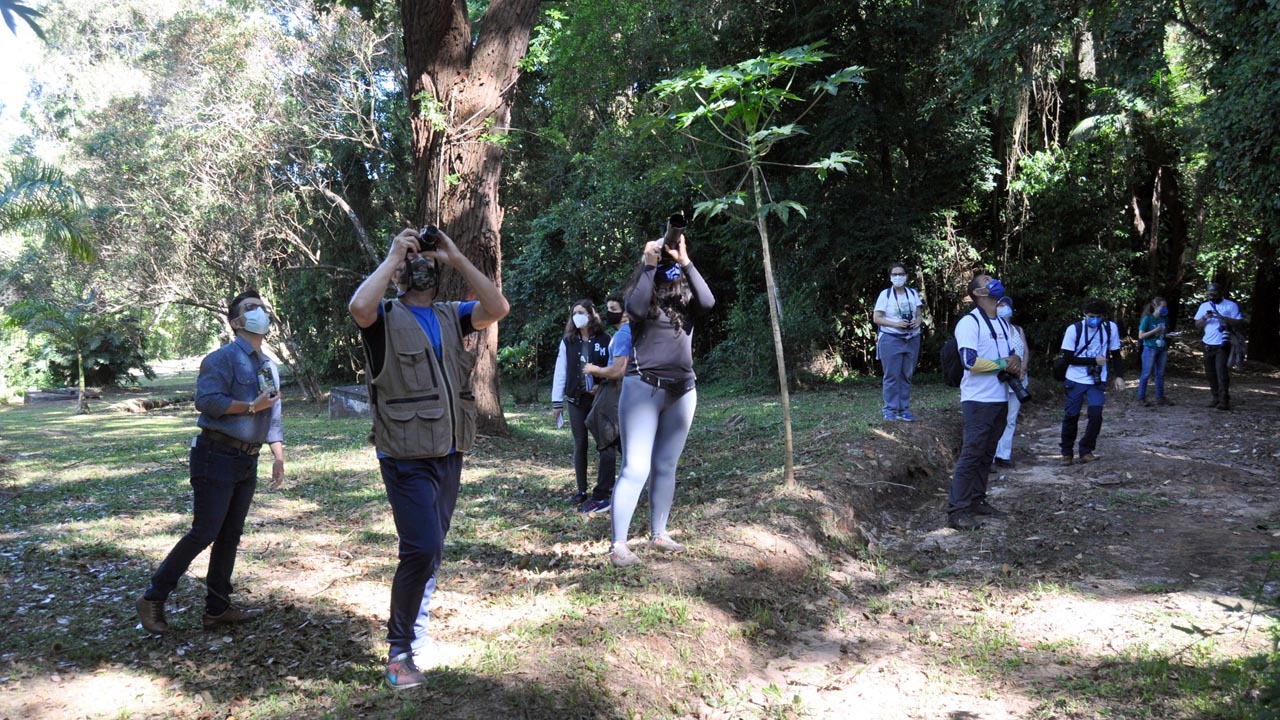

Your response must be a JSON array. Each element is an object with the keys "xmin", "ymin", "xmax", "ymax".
[{"xmin": 976, "ymin": 310, "xmax": 1012, "ymax": 358}]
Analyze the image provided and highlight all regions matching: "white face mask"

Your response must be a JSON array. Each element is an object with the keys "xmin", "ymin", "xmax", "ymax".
[
  {"xmin": 890, "ymin": 274, "xmax": 907, "ymax": 288},
  {"xmin": 241, "ymin": 307, "xmax": 271, "ymax": 335},
  {"xmin": 997, "ymin": 305, "xmax": 1014, "ymax": 320},
  {"xmin": 572, "ymin": 312, "xmax": 590, "ymax": 329}
]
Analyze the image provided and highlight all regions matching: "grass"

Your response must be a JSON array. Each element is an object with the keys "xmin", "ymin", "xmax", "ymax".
[{"xmin": 2, "ymin": 370, "xmax": 1278, "ymax": 718}]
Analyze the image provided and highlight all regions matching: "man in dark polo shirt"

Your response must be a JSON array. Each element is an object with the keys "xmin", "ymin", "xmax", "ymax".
[{"xmin": 135, "ymin": 289, "xmax": 285, "ymax": 634}]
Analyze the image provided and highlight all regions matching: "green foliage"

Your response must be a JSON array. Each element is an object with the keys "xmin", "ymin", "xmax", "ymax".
[
  {"xmin": 0, "ymin": 0, "xmax": 44, "ymax": 40},
  {"xmin": 7, "ymin": 293, "xmax": 154, "ymax": 388},
  {"xmin": 0, "ymin": 157, "xmax": 93, "ymax": 261}
]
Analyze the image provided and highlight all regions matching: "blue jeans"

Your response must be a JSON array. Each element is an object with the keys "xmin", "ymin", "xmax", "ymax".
[
  {"xmin": 947, "ymin": 401, "xmax": 1008, "ymax": 513},
  {"xmin": 1061, "ymin": 380, "xmax": 1107, "ymax": 457},
  {"xmin": 146, "ymin": 437, "xmax": 259, "ymax": 615},
  {"xmin": 878, "ymin": 333, "xmax": 921, "ymax": 414},
  {"xmin": 380, "ymin": 453, "xmax": 462, "ymax": 658},
  {"xmin": 1138, "ymin": 346, "xmax": 1167, "ymax": 400}
]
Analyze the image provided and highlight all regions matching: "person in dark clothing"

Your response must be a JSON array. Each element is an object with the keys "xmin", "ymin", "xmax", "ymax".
[
  {"xmin": 349, "ymin": 225, "xmax": 509, "ymax": 689},
  {"xmin": 551, "ymin": 300, "xmax": 613, "ymax": 506},
  {"xmin": 608, "ymin": 227, "xmax": 715, "ymax": 567},
  {"xmin": 581, "ymin": 293, "xmax": 631, "ymax": 514},
  {"xmin": 1193, "ymin": 282, "xmax": 1245, "ymax": 410},
  {"xmin": 136, "ymin": 289, "xmax": 285, "ymax": 634}
]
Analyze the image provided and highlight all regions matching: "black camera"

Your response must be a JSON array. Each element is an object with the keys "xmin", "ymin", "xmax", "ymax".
[
  {"xmin": 999, "ymin": 371, "xmax": 1032, "ymax": 403},
  {"xmin": 417, "ymin": 225, "xmax": 439, "ymax": 252},
  {"xmin": 663, "ymin": 213, "xmax": 687, "ymax": 250},
  {"xmin": 1086, "ymin": 362, "xmax": 1103, "ymax": 383}
]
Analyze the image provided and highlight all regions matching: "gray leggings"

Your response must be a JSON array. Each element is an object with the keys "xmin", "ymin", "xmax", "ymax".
[{"xmin": 610, "ymin": 374, "xmax": 697, "ymax": 546}]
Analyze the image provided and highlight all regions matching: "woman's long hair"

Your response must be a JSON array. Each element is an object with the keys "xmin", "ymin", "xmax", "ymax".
[
  {"xmin": 562, "ymin": 299, "xmax": 605, "ymax": 342},
  {"xmin": 625, "ymin": 260, "xmax": 693, "ymax": 336}
]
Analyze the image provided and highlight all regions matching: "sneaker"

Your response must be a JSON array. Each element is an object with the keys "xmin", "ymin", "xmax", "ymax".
[
  {"xmin": 947, "ymin": 511, "xmax": 982, "ymax": 531},
  {"xmin": 882, "ymin": 410, "xmax": 896, "ymax": 421},
  {"xmin": 1139, "ymin": 398, "xmax": 1151, "ymax": 407},
  {"xmin": 1218, "ymin": 403, "xmax": 1231, "ymax": 412},
  {"xmin": 412, "ymin": 639, "xmax": 469, "ymax": 671},
  {"xmin": 609, "ymin": 544, "xmax": 641, "ymax": 568},
  {"xmin": 202, "ymin": 607, "xmax": 264, "ymax": 630},
  {"xmin": 1208, "ymin": 399, "xmax": 1221, "ymax": 408},
  {"xmin": 136, "ymin": 595, "xmax": 168, "ymax": 634},
  {"xmin": 649, "ymin": 535, "xmax": 686, "ymax": 553},
  {"xmin": 385, "ymin": 652, "xmax": 427, "ymax": 689},
  {"xmin": 1157, "ymin": 397, "xmax": 1173, "ymax": 406},
  {"xmin": 971, "ymin": 501, "xmax": 1007, "ymax": 518},
  {"xmin": 1078, "ymin": 453, "xmax": 1097, "ymax": 464},
  {"xmin": 898, "ymin": 410, "xmax": 915, "ymax": 422},
  {"xmin": 1060, "ymin": 456, "xmax": 1074, "ymax": 467},
  {"xmin": 993, "ymin": 457, "xmax": 1015, "ymax": 469},
  {"xmin": 570, "ymin": 491, "xmax": 588, "ymax": 505},
  {"xmin": 580, "ymin": 498, "xmax": 611, "ymax": 514}
]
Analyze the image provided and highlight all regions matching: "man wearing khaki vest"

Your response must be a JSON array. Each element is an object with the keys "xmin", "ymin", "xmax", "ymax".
[{"xmin": 349, "ymin": 225, "xmax": 509, "ymax": 689}]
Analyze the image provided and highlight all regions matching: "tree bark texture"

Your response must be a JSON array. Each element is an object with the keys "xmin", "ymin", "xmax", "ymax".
[
  {"xmin": 401, "ymin": 0, "xmax": 542, "ymax": 434},
  {"xmin": 1247, "ymin": 239, "xmax": 1279, "ymax": 365}
]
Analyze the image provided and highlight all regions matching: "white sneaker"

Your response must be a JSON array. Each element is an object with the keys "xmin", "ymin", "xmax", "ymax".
[
  {"xmin": 609, "ymin": 544, "xmax": 641, "ymax": 567},
  {"xmin": 649, "ymin": 535, "xmax": 685, "ymax": 553}
]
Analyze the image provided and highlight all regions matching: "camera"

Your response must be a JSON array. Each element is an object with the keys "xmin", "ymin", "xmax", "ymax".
[
  {"xmin": 999, "ymin": 371, "xmax": 1032, "ymax": 403},
  {"xmin": 663, "ymin": 213, "xmax": 687, "ymax": 250},
  {"xmin": 417, "ymin": 225, "xmax": 439, "ymax": 252},
  {"xmin": 1087, "ymin": 362, "xmax": 1103, "ymax": 383}
]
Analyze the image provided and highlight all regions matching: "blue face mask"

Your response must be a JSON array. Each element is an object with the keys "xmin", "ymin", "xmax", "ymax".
[
  {"xmin": 1156, "ymin": 307, "xmax": 1168, "ymax": 317},
  {"xmin": 1086, "ymin": 316, "xmax": 1102, "ymax": 328},
  {"xmin": 983, "ymin": 278, "xmax": 1005, "ymax": 300},
  {"xmin": 997, "ymin": 305, "xmax": 1014, "ymax": 320},
  {"xmin": 658, "ymin": 263, "xmax": 683, "ymax": 283}
]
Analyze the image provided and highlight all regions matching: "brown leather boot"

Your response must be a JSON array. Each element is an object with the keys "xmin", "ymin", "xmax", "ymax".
[
  {"xmin": 202, "ymin": 607, "xmax": 264, "ymax": 630},
  {"xmin": 136, "ymin": 595, "xmax": 168, "ymax": 634}
]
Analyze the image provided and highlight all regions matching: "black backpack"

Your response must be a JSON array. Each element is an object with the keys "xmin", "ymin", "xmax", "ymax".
[{"xmin": 941, "ymin": 314, "xmax": 979, "ymax": 387}]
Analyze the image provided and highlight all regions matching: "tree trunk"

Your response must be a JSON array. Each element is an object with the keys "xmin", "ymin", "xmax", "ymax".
[
  {"xmin": 76, "ymin": 347, "xmax": 88, "ymax": 415},
  {"xmin": 1248, "ymin": 239, "xmax": 1280, "ymax": 365},
  {"xmin": 401, "ymin": 0, "xmax": 541, "ymax": 435},
  {"xmin": 751, "ymin": 165, "xmax": 795, "ymax": 488}
]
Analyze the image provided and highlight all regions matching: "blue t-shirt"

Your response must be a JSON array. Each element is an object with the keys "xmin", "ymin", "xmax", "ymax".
[
  {"xmin": 362, "ymin": 300, "xmax": 477, "ymax": 376},
  {"xmin": 608, "ymin": 324, "xmax": 632, "ymax": 366}
]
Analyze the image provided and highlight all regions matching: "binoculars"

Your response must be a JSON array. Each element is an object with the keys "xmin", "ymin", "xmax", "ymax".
[{"xmin": 663, "ymin": 213, "xmax": 687, "ymax": 250}]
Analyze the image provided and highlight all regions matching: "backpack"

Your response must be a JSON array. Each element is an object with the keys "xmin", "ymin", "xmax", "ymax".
[
  {"xmin": 941, "ymin": 314, "xmax": 979, "ymax": 387},
  {"xmin": 1053, "ymin": 321, "xmax": 1111, "ymax": 382}
]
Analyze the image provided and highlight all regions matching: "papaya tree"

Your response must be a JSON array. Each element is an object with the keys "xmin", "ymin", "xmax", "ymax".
[{"xmin": 653, "ymin": 43, "xmax": 863, "ymax": 487}]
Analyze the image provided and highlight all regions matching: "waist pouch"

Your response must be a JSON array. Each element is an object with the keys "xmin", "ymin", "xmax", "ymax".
[{"xmin": 639, "ymin": 370, "xmax": 696, "ymax": 396}]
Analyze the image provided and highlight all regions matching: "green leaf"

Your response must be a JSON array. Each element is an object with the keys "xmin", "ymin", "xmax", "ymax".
[
  {"xmin": 692, "ymin": 194, "xmax": 747, "ymax": 221},
  {"xmin": 759, "ymin": 200, "xmax": 807, "ymax": 224}
]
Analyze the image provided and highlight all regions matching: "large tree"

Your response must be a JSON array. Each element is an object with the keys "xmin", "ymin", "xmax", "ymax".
[{"xmin": 400, "ymin": 0, "xmax": 542, "ymax": 433}]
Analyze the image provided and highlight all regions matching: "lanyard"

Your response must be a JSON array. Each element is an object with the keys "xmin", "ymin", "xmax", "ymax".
[{"xmin": 976, "ymin": 311, "xmax": 1011, "ymax": 358}]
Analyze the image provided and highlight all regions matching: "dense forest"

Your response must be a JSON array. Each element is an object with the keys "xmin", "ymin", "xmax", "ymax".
[{"xmin": 2, "ymin": 0, "xmax": 1276, "ymax": 420}]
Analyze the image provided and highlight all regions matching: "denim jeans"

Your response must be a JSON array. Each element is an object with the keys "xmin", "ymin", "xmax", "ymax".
[
  {"xmin": 948, "ymin": 401, "xmax": 1008, "ymax": 513},
  {"xmin": 877, "ymin": 333, "xmax": 921, "ymax": 414},
  {"xmin": 380, "ymin": 453, "xmax": 462, "ymax": 658},
  {"xmin": 1061, "ymin": 380, "xmax": 1107, "ymax": 457},
  {"xmin": 146, "ymin": 437, "xmax": 259, "ymax": 615},
  {"xmin": 1138, "ymin": 346, "xmax": 1167, "ymax": 400}
]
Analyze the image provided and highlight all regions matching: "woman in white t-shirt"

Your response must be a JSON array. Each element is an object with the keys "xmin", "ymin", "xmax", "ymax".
[
  {"xmin": 872, "ymin": 262, "xmax": 924, "ymax": 421},
  {"xmin": 993, "ymin": 296, "xmax": 1029, "ymax": 468}
]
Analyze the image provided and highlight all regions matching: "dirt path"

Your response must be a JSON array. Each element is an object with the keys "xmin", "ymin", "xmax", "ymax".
[{"xmin": 730, "ymin": 374, "xmax": 1280, "ymax": 719}]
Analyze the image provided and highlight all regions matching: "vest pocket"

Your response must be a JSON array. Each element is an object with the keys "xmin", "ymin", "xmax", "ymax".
[
  {"xmin": 382, "ymin": 403, "xmax": 449, "ymax": 457},
  {"xmin": 395, "ymin": 349, "xmax": 439, "ymax": 391}
]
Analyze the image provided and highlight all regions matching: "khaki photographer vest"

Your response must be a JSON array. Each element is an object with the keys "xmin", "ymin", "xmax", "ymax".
[{"xmin": 368, "ymin": 300, "xmax": 477, "ymax": 459}]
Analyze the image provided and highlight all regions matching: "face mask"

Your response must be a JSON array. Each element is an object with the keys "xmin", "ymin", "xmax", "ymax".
[
  {"xmin": 1156, "ymin": 307, "xmax": 1168, "ymax": 317},
  {"xmin": 400, "ymin": 256, "xmax": 439, "ymax": 294},
  {"xmin": 572, "ymin": 312, "xmax": 590, "ymax": 329},
  {"xmin": 983, "ymin": 278, "xmax": 1005, "ymax": 300},
  {"xmin": 997, "ymin": 305, "xmax": 1013, "ymax": 320},
  {"xmin": 605, "ymin": 310, "xmax": 623, "ymax": 325},
  {"xmin": 890, "ymin": 274, "xmax": 907, "ymax": 288},
  {"xmin": 241, "ymin": 307, "xmax": 271, "ymax": 335},
  {"xmin": 658, "ymin": 263, "xmax": 683, "ymax": 283},
  {"xmin": 1086, "ymin": 316, "xmax": 1102, "ymax": 329}
]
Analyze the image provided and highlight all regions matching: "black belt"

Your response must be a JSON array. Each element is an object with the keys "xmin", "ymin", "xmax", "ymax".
[
  {"xmin": 638, "ymin": 371, "xmax": 696, "ymax": 394},
  {"xmin": 200, "ymin": 429, "xmax": 262, "ymax": 456}
]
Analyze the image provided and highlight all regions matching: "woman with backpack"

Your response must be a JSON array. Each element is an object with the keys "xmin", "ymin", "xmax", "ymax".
[
  {"xmin": 872, "ymin": 262, "xmax": 924, "ymax": 421},
  {"xmin": 551, "ymin": 300, "xmax": 613, "ymax": 506}
]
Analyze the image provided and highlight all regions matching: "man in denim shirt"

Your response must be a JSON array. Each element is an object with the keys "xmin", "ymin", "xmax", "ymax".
[{"xmin": 136, "ymin": 290, "xmax": 285, "ymax": 633}]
